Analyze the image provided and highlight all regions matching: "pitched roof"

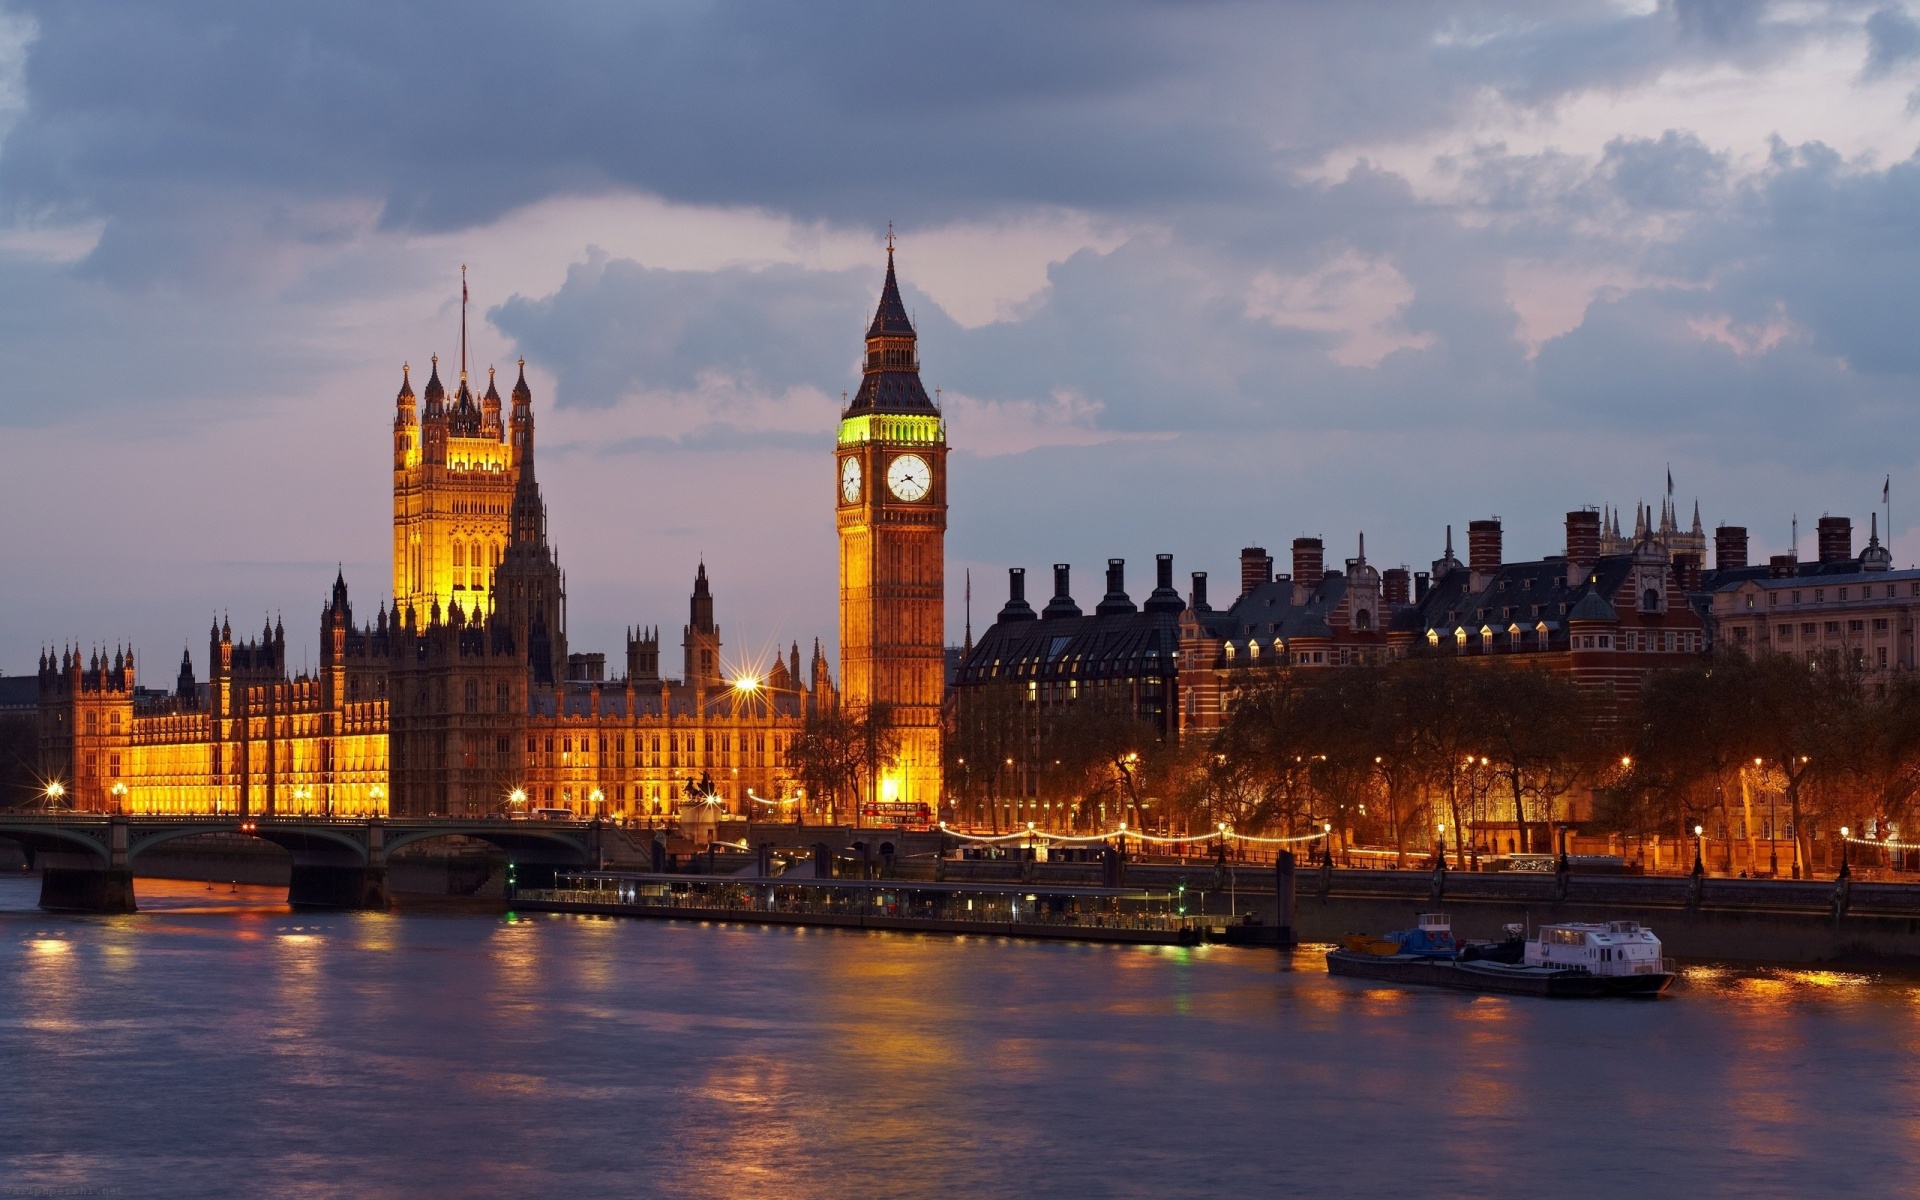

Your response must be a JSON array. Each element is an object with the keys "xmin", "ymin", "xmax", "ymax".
[
  {"xmin": 867, "ymin": 252, "xmax": 915, "ymax": 338},
  {"xmin": 957, "ymin": 608, "xmax": 1182, "ymax": 685}
]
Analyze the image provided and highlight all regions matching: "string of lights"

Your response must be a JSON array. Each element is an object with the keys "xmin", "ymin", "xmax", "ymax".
[
  {"xmin": 935, "ymin": 821, "xmax": 1330, "ymax": 847},
  {"xmin": 1844, "ymin": 833, "xmax": 1920, "ymax": 851}
]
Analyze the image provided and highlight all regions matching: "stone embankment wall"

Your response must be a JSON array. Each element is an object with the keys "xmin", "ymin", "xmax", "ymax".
[{"xmin": 712, "ymin": 848, "xmax": 1920, "ymax": 966}]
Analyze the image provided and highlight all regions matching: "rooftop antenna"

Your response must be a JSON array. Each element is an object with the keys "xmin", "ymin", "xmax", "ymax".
[{"xmin": 1791, "ymin": 514, "xmax": 1799, "ymax": 561}]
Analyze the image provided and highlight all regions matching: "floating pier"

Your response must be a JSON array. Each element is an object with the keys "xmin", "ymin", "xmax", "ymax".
[{"xmin": 514, "ymin": 870, "xmax": 1223, "ymax": 946}]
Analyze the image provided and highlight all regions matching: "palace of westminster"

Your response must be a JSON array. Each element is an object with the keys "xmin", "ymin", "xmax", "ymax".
[
  {"xmin": 30, "ymin": 251, "xmax": 949, "ymax": 821},
  {"xmin": 21, "ymin": 247, "xmax": 1920, "ymax": 822}
]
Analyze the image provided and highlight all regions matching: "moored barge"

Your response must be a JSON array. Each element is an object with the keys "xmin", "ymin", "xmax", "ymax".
[{"xmin": 1326, "ymin": 915, "xmax": 1675, "ymax": 998}]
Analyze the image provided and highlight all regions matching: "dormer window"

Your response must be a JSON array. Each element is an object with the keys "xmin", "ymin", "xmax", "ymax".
[{"xmin": 1641, "ymin": 587, "xmax": 1659, "ymax": 613}]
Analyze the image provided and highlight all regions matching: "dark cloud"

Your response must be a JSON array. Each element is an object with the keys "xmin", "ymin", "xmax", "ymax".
[
  {"xmin": 0, "ymin": 0, "xmax": 1841, "ymax": 237},
  {"xmin": 491, "ymin": 251, "xmax": 872, "ymax": 409},
  {"xmin": 1865, "ymin": 6, "xmax": 1920, "ymax": 78},
  {"xmin": 0, "ymin": 0, "xmax": 1917, "ymax": 665},
  {"xmin": 1602, "ymin": 131, "xmax": 1728, "ymax": 211}
]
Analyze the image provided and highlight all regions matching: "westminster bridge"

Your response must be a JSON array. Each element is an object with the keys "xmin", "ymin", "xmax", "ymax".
[{"xmin": 0, "ymin": 814, "xmax": 614, "ymax": 912}]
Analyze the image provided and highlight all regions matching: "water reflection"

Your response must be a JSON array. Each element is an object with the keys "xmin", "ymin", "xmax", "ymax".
[{"xmin": 2, "ymin": 876, "xmax": 1919, "ymax": 1198}]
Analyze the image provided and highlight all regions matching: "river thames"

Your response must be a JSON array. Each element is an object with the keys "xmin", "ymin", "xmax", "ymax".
[{"xmin": 2, "ymin": 875, "xmax": 1917, "ymax": 1199}]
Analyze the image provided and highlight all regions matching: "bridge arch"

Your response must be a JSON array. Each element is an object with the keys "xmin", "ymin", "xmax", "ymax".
[
  {"xmin": 125, "ymin": 823, "xmax": 369, "ymax": 868},
  {"xmin": 384, "ymin": 826, "xmax": 592, "ymax": 863},
  {"xmin": 0, "ymin": 824, "xmax": 113, "ymax": 867}
]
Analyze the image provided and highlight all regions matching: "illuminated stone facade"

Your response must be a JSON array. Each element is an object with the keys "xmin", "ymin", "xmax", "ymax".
[
  {"xmin": 836, "ymin": 247, "xmax": 947, "ymax": 811},
  {"xmin": 37, "ymin": 281, "xmax": 843, "ymax": 819}
]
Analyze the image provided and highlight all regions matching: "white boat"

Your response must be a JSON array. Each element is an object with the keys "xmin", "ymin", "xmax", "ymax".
[{"xmin": 1527, "ymin": 920, "xmax": 1668, "ymax": 978}]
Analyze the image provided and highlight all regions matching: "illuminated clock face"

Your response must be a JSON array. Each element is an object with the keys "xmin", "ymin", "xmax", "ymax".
[
  {"xmin": 840, "ymin": 456, "xmax": 862, "ymax": 504},
  {"xmin": 887, "ymin": 454, "xmax": 931, "ymax": 502}
]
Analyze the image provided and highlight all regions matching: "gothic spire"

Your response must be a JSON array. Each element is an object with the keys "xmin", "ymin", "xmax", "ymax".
[
  {"xmin": 422, "ymin": 355, "xmax": 447, "ymax": 419},
  {"xmin": 844, "ymin": 242, "xmax": 936, "ymax": 417}
]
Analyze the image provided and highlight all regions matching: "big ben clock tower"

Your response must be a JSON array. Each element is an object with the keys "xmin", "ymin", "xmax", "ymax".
[{"xmin": 838, "ymin": 243, "xmax": 947, "ymax": 813}]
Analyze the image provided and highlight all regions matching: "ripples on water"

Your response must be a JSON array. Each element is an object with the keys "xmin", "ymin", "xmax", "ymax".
[{"xmin": 2, "ymin": 874, "xmax": 1917, "ymax": 1199}]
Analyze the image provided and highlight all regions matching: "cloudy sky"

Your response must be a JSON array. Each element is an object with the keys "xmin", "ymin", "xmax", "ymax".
[{"xmin": 4, "ymin": 0, "xmax": 1920, "ymax": 678}]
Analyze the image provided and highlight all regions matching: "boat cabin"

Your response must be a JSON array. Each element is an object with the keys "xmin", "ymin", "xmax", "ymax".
[
  {"xmin": 1524, "ymin": 921, "xmax": 1664, "ymax": 976},
  {"xmin": 1388, "ymin": 913, "xmax": 1458, "ymax": 956}
]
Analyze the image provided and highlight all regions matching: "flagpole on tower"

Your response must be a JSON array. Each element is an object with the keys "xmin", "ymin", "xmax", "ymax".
[{"xmin": 459, "ymin": 264, "xmax": 469, "ymax": 382}]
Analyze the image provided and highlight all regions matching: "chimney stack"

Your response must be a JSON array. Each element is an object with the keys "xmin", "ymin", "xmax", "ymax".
[
  {"xmin": 1145, "ymin": 553, "xmax": 1185, "ymax": 614},
  {"xmin": 1671, "ymin": 553, "xmax": 1702, "ymax": 595},
  {"xmin": 1239, "ymin": 547, "xmax": 1272, "ymax": 599},
  {"xmin": 1769, "ymin": 554, "xmax": 1797, "ymax": 580},
  {"xmin": 1816, "ymin": 516, "xmax": 1853, "ymax": 564},
  {"xmin": 1468, "ymin": 518, "xmax": 1502, "ymax": 587},
  {"xmin": 1190, "ymin": 572, "xmax": 1210, "ymax": 612},
  {"xmin": 1042, "ymin": 564, "xmax": 1081, "ymax": 620},
  {"xmin": 1715, "ymin": 525, "xmax": 1749, "ymax": 571},
  {"xmin": 1096, "ymin": 558, "xmax": 1137, "ymax": 616},
  {"xmin": 1382, "ymin": 567, "xmax": 1411, "ymax": 606},
  {"xmin": 998, "ymin": 567, "xmax": 1037, "ymax": 622},
  {"xmin": 1565, "ymin": 509, "xmax": 1600, "ymax": 581},
  {"xmin": 1414, "ymin": 571, "xmax": 1431, "ymax": 602},
  {"xmin": 1292, "ymin": 537, "xmax": 1324, "ymax": 591}
]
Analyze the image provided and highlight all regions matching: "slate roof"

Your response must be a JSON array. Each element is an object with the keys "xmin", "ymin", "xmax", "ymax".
[
  {"xmin": 844, "ymin": 254, "xmax": 937, "ymax": 417},
  {"xmin": 956, "ymin": 604, "xmax": 1181, "ymax": 686},
  {"xmin": 1202, "ymin": 573, "xmax": 1349, "ymax": 643},
  {"xmin": 0, "ymin": 675, "xmax": 37, "ymax": 712}
]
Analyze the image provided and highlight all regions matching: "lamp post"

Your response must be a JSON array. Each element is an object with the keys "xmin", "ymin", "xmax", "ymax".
[
  {"xmin": 508, "ymin": 787, "xmax": 527, "ymax": 819},
  {"xmin": 1693, "ymin": 823, "xmax": 1705, "ymax": 877},
  {"xmin": 1840, "ymin": 826, "xmax": 1851, "ymax": 878},
  {"xmin": 369, "ymin": 783, "xmax": 385, "ymax": 818},
  {"xmin": 110, "ymin": 780, "xmax": 127, "ymax": 815},
  {"xmin": 43, "ymin": 781, "xmax": 66, "ymax": 811}
]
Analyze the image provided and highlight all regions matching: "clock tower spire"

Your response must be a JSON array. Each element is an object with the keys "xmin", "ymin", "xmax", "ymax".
[{"xmin": 837, "ymin": 242, "xmax": 947, "ymax": 815}]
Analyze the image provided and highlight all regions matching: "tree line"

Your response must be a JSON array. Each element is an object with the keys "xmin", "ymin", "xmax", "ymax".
[{"xmin": 932, "ymin": 649, "xmax": 1920, "ymax": 872}]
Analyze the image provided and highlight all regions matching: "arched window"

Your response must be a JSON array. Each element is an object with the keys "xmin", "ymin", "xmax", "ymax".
[
  {"xmin": 453, "ymin": 540, "xmax": 465, "ymax": 569},
  {"xmin": 1354, "ymin": 609, "xmax": 1372, "ymax": 631},
  {"xmin": 1642, "ymin": 587, "xmax": 1659, "ymax": 612}
]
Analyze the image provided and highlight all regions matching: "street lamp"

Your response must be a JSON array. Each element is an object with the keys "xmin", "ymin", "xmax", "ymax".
[
  {"xmin": 1693, "ymin": 823, "xmax": 1705, "ymax": 877},
  {"xmin": 1840, "ymin": 826, "xmax": 1851, "ymax": 877},
  {"xmin": 43, "ymin": 781, "xmax": 65, "ymax": 810},
  {"xmin": 370, "ymin": 784, "xmax": 385, "ymax": 817},
  {"xmin": 110, "ymin": 780, "xmax": 127, "ymax": 814},
  {"xmin": 508, "ymin": 787, "xmax": 528, "ymax": 818},
  {"xmin": 1755, "ymin": 758, "xmax": 1778, "ymax": 878}
]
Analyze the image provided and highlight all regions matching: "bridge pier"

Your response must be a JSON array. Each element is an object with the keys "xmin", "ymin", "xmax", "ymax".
[
  {"xmin": 288, "ymin": 865, "xmax": 389, "ymax": 909},
  {"xmin": 40, "ymin": 865, "xmax": 136, "ymax": 913},
  {"xmin": 285, "ymin": 819, "xmax": 389, "ymax": 909},
  {"xmin": 38, "ymin": 816, "xmax": 136, "ymax": 913}
]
